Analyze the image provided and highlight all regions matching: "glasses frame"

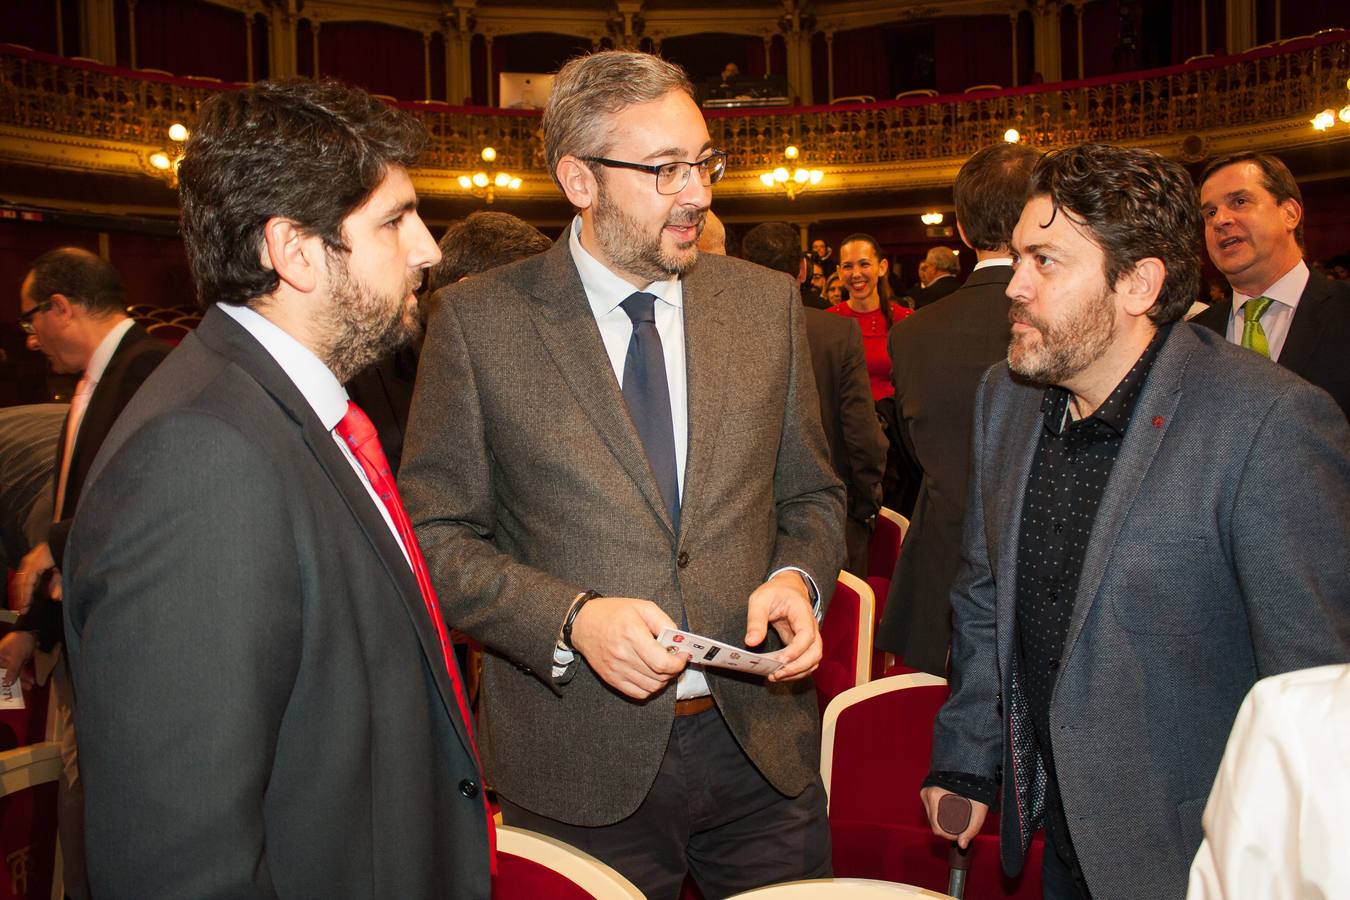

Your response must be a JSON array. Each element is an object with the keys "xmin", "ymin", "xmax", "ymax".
[
  {"xmin": 18, "ymin": 301, "xmax": 51, "ymax": 335},
  {"xmin": 584, "ymin": 150, "xmax": 728, "ymax": 195}
]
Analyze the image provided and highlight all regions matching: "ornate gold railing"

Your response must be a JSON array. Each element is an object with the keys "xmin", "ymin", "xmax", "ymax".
[{"xmin": 2, "ymin": 32, "xmax": 1347, "ymax": 193}]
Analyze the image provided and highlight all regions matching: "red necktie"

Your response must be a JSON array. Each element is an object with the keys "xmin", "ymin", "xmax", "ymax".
[{"xmin": 334, "ymin": 401, "xmax": 496, "ymax": 870}]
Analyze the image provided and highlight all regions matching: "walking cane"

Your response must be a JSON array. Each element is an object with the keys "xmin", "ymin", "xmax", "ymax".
[{"xmin": 937, "ymin": 793, "xmax": 973, "ymax": 899}]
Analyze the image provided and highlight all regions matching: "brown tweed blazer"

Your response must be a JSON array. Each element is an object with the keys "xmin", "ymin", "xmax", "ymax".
[{"xmin": 401, "ymin": 237, "xmax": 845, "ymax": 826}]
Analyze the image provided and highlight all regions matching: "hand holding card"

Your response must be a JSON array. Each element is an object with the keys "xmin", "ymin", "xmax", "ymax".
[{"xmin": 655, "ymin": 628, "xmax": 784, "ymax": 677}]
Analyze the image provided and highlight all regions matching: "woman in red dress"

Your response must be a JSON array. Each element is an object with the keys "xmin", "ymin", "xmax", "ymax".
[{"xmin": 827, "ymin": 233, "xmax": 912, "ymax": 401}]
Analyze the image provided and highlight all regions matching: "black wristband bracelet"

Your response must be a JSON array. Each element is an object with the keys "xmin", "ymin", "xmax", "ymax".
[{"xmin": 561, "ymin": 590, "xmax": 601, "ymax": 652}]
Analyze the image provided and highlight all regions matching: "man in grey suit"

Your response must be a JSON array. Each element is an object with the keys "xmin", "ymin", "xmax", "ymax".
[
  {"xmin": 742, "ymin": 221, "xmax": 886, "ymax": 577},
  {"xmin": 401, "ymin": 51, "xmax": 844, "ymax": 900},
  {"xmin": 63, "ymin": 80, "xmax": 491, "ymax": 899},
  {"xmin": 920, "ymin": 144, "xmax": 1350, "ymax": 900},
  {"xmin": 877, "ymin": 142, "xmax": 1039, "ymax": 675},
  {"xmin": 1191, "ymin": 152, "xmax": 1350, "ymax": 420}
]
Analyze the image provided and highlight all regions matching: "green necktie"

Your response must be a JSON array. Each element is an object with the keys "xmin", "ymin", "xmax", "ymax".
[{"xmin": 1240, "ymin": 296, "xmax": 1275, "ymax": 359}]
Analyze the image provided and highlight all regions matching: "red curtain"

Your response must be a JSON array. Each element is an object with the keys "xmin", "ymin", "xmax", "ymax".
[
  {"xmin": 1, "ymin": 0, "xmax": 60, "ymax": 54},
  {"xmin": 129, "ymin": 0, "xmax": 249, "ymax": 81},
  {"xmin": 830, "ymin": 27, "xmax": 888, "ymax": 100},
  {"xmin": 318, "ymin": 21, "xmax": 425, "ymax": 99},
  {"xmin": 934, "ymin": 15, "xmax": 1014, "ymax": 93}
]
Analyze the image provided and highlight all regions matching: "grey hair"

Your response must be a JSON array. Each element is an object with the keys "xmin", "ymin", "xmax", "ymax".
[{"xmin": 543, "ymin": 51, "xmax": 695, "ymax": 189}]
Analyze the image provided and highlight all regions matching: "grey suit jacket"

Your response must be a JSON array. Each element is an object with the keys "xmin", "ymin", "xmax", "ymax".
[
  {"xmin": 877, "ymin": 264, "xmax": 1012, "ymax": 674},
  {"xmin": 401, "ymin": 237, "xmax": 845, "ymax": 826},
  {"xmin": 64, "ymin": 308, "xmax": 490, "ymax": 899},
  {"xmin": 931, "ymin": 323, "xmax": 1350, "ymax": 900},
  {"xmin": 1190, "ymin": 268, "xmax": 1350, "ymax": 420}
]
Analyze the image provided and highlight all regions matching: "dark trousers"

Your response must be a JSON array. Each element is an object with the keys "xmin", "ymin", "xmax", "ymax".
[
  {"xmin": 498, "ymin": 705, "xmax": 832, "ymax": 900},
  {"xmin": 1042, "ymin": 831, "xmax": 1093, "ymax": 900}
]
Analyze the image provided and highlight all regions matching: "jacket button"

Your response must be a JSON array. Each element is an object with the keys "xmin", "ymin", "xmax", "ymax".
[
  {"xmin": 459, "ymin": 779, "xmax": 479, "ymax": 798},
  {"xmin": 677, "ymin": 551, "xmax": 690, "ymax": 568}
]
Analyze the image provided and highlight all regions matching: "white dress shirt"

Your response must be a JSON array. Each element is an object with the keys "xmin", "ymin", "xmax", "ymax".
[
  {"xmin": 1223, "ymin": 259, "xmax": 1308, "ymax": 362},
  {"xmin": 219, "ymin": 303, "xmax": 411, "ymax": 567},
  {"xmin": 971, "ymin": 257, "xmax": 1013, "ymax": 272},
  {"xmin": 553, "ymin": 218, "xmax": 818, "ymax": 699},
  {"xmin": 1187, "ymin": 664, "xmax": 1350, "ymax": 899}
]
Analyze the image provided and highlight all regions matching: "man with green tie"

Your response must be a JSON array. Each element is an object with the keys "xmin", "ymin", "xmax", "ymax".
[{"xmin": 1193, "ymin": 152, "xmax": 1350, "ymax": 419}]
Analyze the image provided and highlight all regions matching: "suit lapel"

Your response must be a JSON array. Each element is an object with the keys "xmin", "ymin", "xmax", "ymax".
[
  {"xmin": 194, "ymin": 309, "xmax": 478, "ymax": 757},
  {"xmin": 63, "ymin": 325, "xmax": 149, "ymax": 518},
  {"xmin": 676, "ymin": 259, "xmax": 728, "ymax": 538},
  {"xmin": 526, "ymin": 239, "xmax": 677, "ymax": 538},
  {"xmin": 1060, "ymin": 325, "xmax": 1192, "ymax": 663},
  {"xmin": 991, "ymin": 375, "xmax": 1044, "ymax": 676},
  {"xmin": 1275, "ymin": 268, "xmax": 1330, "ymax": 376}
]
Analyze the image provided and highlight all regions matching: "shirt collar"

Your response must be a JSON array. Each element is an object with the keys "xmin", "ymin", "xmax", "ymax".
[
  {"xmin": 1040, "ymin": 323, "xmax": 1171, "ymax": 437},
  {"xmin": 218, "ymin": 303, "xmax": 349, "ymax": 431},
  {"xmin": 568, "ymin": 216, "xmax": 683, "ymax": 317},
  {"xmin": 1232, "ymin": 259, "xmax": 1308, "ymax": 315},
  {"xmin": 972, "ymin": 257, "xmax": 1014, "ymax": 272},
  {"xmin": 84, "ymin": 318, "xmax": 135, "ymax": 385}
]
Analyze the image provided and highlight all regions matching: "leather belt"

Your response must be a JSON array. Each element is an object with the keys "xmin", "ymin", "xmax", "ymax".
[{"xmin": 674, "ymin": 696, "xmax": 716, "ymax": 717}]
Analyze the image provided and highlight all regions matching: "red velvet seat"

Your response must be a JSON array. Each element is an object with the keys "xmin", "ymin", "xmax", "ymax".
[
  {"xmin": 493, "ymin": 825, "xmax": 644, "ymax": 899},
  {"xmin": 147, "ymin": 322, "xmax": 190, "ymax": 346},
  {"xmin": 866, "ymin": 508, "xmax": 909, "ymax": 678},
  {"xmin": 0, "ymin": 742, "xmax": 62, "ymax": 898},
  {"xmin": 820, "ymin": 675, "xmax": 1043, "ymax": 899},
  {"xmin": 815, "ymin": 572, "xmax": 874, "ymax": 716}
]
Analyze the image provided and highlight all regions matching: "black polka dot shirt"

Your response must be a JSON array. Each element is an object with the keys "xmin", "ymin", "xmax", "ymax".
[{"xmin": 1015, "ymin": 322, "xmax": 1171, "ymax": 869}]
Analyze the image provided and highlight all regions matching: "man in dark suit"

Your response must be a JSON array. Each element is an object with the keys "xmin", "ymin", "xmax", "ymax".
[
  {"xmin": 63, "ymin": 80, "xmax": 491, "ymax": 899},
  {"xmin": 401, "ymin": 52, "xmax": 844, "ymax": 900},
  {"xmin": 1192, "ymin": 152, "xmax": 1350, "ymax": 419},
  {"xmin": 921, "ymin": 144, "xmax": 1349, "ymax": 900},
  {"xmin": 909, "ymin": 246, "xmax": 961, "ymax": 309},
  {"xmin": 7, "ymin": 247, "xmax": 169, "ymax": 900},
  {"xmin": 743, "ymin": 221, "xmax": 886, "ymax": 576},
  {"xmin": 876, "ymin": 142, "xmax": 1039, "ymax": 676}
]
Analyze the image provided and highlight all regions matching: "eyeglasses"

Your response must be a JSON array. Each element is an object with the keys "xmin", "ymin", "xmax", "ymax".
[
  {"xmin": 584, "ymin": 151, "xmax": 728, "ymax": 195},
  {"xmin": 18, "ymin": 302, "xmax": 51, "ymax": 335}
]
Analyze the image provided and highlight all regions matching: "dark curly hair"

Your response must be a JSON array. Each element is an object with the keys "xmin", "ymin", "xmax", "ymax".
[
  {"xmin": 1028, "ymin": 144, "xmax": 1201, "ymax": 325},
  {"xmin": 178, "ymin": 79, "xmax": 427, "ymax": 308}
]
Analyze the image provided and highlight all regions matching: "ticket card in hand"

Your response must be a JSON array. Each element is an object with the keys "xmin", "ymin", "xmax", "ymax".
[
  {"xmin": 655, "ymin": 628, "xmax": 784, "ymax": 677},
  {"xmin": 0, "ymin": 672, "xmax": 24, "ymax": 709}
]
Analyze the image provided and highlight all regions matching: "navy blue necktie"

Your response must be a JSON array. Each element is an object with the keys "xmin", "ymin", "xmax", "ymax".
[{"xmin": 620, "ymin": 291, "xmax": 680, "ymax": 532}]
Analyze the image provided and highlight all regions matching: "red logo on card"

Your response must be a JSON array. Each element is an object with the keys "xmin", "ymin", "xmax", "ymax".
[{"xmin": 672, "ymin": 634, "xmax": 684, "ymax": 642}]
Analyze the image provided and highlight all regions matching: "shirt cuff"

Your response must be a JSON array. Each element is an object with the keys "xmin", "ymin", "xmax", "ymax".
[
  {"xmin": 769, "ymin": 566, "xmax": 823, "ymax": 621},
  {"xmin": 923, "ymin": 770, "xmax": 999, "ymax": 808}
]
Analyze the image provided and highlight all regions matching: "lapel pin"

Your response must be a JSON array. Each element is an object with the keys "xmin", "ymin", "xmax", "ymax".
[{"xmin": 1152, "ymin": 415, "xmax": 1164, "ymax": 428}]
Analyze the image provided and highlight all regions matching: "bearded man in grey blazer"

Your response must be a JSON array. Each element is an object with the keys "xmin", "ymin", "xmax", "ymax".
[
  {"xmin": 401, "ymin": 51, "xmax": 844, "ymax": 900},
  {"xmin": 919, "ymin": 144, "xmax": 1350, "ymax": 900}
]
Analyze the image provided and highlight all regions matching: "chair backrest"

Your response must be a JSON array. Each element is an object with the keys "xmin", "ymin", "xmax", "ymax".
[
  {"xmin": 147, "ymin": 322, "xmax": 190, "ymax": 346},
  {"xmin": 493, "ymin": 825, "xmax": 645, "ymax": 899},
  {"xmin": 727, "ymin": 877, "xmax": 956, "ymax": 898},
  {"xmin": 868, "ymin": 507, "xmax": 909, "ymax": 580},
  {"xmin": 0, "ymin": 742, "xmax": 63, "ymax": 900},
  {"xmin": 820, "ymin": 673, "xmax": 947, "ymax": 819},
  {"xmin": 831, "ymin": 94, "xmax": 877, "ymax": 104},
  {"xmin": 964, "ymin": 84, "xmax": 1003, "ymax": 93},
  {"xmin": 815, "ymin": 572, "xmax": 875, "ymax": 715},
  {"xmin": 895, "ymin": 89, "xmax": 938, "ymax": 99}
]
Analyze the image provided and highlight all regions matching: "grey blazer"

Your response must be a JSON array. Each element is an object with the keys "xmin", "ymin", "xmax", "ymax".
[
  {"xmin": 931, "ymin": 323, "xmax": 1350, "ymax": 900},
  {"xmin": 65, "ymin": 308, "xmax": 491, "ymax": 899},
  {"xmin": 401, "ymin": 237, "xmax": 845, "ymax": 826}
]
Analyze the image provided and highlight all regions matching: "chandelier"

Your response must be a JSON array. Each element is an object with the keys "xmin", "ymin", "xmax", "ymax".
[
  {"xmin": 457, "ymin": 147, "xmax": 522, "ymax": 204},
  {"xmin": 758, "ymin": 146, "xmax": 824, "ymax": 200},
  {"xmin": 147, "ymin": 122, "xmax": 189, "ymax": 187},
  {"xmin": 1310, "ymin": 78, "xmax": 1350, "ymax": 133}
]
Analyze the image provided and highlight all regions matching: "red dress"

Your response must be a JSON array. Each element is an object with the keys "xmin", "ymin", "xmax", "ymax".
[{"xmin": 827, "ymin": 301, "xmax": 913, "ymax": 401}]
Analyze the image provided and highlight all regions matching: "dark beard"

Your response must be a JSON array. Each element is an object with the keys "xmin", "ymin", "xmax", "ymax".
[
  {"xmin": 594, "ymin": 185, "xmax": 704, "ymax": 283},
  {"xmin": 320, "ymin": 251, "xmax": 422, "ymax": 383}
]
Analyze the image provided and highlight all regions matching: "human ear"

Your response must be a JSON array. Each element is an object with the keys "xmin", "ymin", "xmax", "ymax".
[
  {"xmin": 557, "ymin": 156, "xmax": 596, "ymax": 210},
  {"xmin": 261, "ymin": 217, "xmax": 320, "ymax": 295}
]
